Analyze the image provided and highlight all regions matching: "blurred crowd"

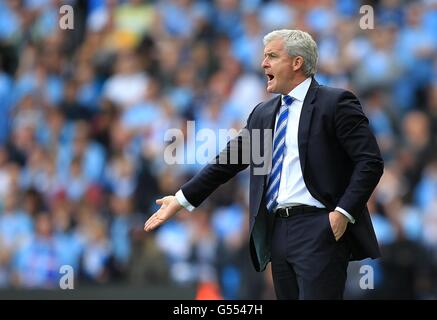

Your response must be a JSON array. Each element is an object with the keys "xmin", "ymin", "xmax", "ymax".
[{"xmin": 0, "ymin": 0, "xmax": 436, "ymax": 299}]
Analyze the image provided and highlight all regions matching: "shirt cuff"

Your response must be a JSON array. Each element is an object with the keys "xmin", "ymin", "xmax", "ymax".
[
  {"xmin": 175, "ymin": 190, "xmax": 195, "ymax": 212},
  {"xmin": 335, "ymin": 206, "xmax": 355, "ymax": 224}
]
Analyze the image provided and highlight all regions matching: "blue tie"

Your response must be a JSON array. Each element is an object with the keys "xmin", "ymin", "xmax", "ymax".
[{"xmin": 265, "ymin": 95, "xmax": 294, "ymax": 213}]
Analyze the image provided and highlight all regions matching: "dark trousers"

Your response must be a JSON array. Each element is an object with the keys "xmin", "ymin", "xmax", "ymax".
[{"xmin": 271, "ymin": 208, "xmax": 350, "ymax": 300}]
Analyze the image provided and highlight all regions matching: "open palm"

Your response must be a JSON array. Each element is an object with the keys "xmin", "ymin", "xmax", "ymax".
[{"xmin": 144, "ymin": 196, "xmax": 182, "ymax": 232}]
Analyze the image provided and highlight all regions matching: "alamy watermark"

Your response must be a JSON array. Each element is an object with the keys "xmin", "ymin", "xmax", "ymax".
[
  {"xmin": 59, "ymin": 265, "xmax": 74, "ymax": 289},
  {"xmin": 163, "ymin": 121, "xmax": 274, "ymax": 175},
  {"xmin": 359, "ymin": 5, "xmax": 374, "ymax": 30},
  {"xmin": 359, "ymin": 264, "xmax": 374, "ymax": 290},
  {"xmin": 59, "ymin": 5, "xmax": 74, "ymax": 30}
]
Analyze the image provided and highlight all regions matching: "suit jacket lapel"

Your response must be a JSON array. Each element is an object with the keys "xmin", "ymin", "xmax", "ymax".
[
  {"xmin": 262, "ymin": 95, "xmax": 281, "ymax": 184},
  {"xmin": 263, "ymin": 95, "xmax": 282, "ymax": 131},
  {"xmin": 298, "ymin": 78, "xmax": 319, "ymax": 174}
]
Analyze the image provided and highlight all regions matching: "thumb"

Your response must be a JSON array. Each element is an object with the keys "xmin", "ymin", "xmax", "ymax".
[{"xmin": 156, "ymin": 198, "xmax": 164, "ymax": 205}]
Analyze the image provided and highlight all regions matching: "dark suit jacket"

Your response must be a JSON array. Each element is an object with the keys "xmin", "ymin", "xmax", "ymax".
[{"xmin": 181, "ymin": 78, "xmax": 384, "ymax": 272}]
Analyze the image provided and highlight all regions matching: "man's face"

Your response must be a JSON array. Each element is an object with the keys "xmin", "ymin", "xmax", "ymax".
[{"xmin": 261, "ymin": 38, "xmax": 296, "ymax": 95}]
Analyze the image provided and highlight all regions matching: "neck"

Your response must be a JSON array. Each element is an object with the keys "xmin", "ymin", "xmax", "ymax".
[{"xmin": 283, "ymin": 75, "xmax": 310, "ymax": 95}]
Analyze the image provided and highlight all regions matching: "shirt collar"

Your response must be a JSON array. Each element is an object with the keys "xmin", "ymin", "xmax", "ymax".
[{"xmin": 283, "ymin": 77, "xmax": 312, "ymax": 103}]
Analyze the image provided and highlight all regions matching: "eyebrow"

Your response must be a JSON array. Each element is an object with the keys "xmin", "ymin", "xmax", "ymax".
[{"xmin": 264, "ymin": 51, "xmax": 277, "ymax": 57}]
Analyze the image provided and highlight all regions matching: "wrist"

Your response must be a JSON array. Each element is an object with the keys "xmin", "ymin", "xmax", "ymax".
[
  {"xmin": 334, "ymin": 210, "xmax": 349, "ymax": 223},
  {"xmin": 171, "ymin": 197, "xmax": 183, "ymax": 211}
]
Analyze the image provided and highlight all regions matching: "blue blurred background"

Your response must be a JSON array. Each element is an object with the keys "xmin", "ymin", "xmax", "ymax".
[{"xmin": 0, "ymin": 0, "xmax": 436, "ymax": 299}]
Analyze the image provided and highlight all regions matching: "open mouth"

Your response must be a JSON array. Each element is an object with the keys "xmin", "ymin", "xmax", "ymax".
[{"xmin": 266, "ymin": 74, "xmax": 274, "ymax": 82}]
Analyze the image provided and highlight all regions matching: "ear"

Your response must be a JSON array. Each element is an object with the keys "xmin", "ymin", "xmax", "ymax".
[{"xmin": 291, "ymin": 56, "xmax": 304, "ymax": 72}]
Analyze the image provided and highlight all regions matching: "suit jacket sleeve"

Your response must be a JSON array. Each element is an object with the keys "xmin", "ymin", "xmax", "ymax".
[
  {"xmin": 335, "ymin": 90, "xmax": 384, "ymax": 219},
  {"xmin": 180, "ymin": 106, "xmax": 258, "ymax": 207}
]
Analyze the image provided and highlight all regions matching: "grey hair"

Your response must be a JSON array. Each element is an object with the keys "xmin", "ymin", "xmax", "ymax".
[{"xmin": 263, "ymin": 29, "xmax": 318, "ymax": 77}]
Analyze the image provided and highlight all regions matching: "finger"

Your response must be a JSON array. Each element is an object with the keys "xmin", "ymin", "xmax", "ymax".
[
  {"xmin": 144, "ymin": 218, "xmax": 156, "ymax": 232},
  {"xmin": 145, "ymin": 217, "xmax": 162, "ymax": 232},
  {"xmin": 144, "ymin": 221, "xmax": 154, "ymax": 232},
  {"xmin": 145, "ymin": 223, "xmax": 155, "ymax": 232},
  {"xmin": 144, "ymin": 211, "xmax": 165, "ymax": 232},
  {"xmin": 335, "ymin": 228, "xmax": 344, "ymax": 241},
  {"xmin": 144, "ymin": 219, "xmax": 152, "ymax": 231},
  {"xmin": 144, "ymin": 213, "xmax": 157, "ymax": 231},
  {"xmin": 156, "ymin": 198, "xmax": 164, "ymax": 205}
]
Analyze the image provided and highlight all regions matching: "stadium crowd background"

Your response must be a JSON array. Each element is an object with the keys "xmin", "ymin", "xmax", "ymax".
[{"xmin": 0, "ymin": 0, "xmax": 436, "ymax": 299}]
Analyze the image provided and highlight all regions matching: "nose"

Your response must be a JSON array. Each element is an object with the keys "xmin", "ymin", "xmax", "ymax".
[{"xmin": 261, "ymin": 57, "xmax": 269, "ymax": 69}]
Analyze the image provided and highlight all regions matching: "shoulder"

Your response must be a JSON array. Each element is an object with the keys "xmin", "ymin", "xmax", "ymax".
[
  {"xmin": 317, "ymin": 84, "xmax": 359, "ymax": 102},
  {"xmin": 251, "ymin": 95, "xmax": 280, "ymax": 116},
  {"xmin": 315, "ymin": 85, "xmax": 362, "ymax": 116}
]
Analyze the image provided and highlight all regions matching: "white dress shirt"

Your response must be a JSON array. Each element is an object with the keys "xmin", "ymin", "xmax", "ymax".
[
  {"xmin": 176, "ymin": 77, "xmax": 354, "ymax": 223},
  {"xmin": 273, "ymin": 78, "xmax": 354, "ymax": 223}
]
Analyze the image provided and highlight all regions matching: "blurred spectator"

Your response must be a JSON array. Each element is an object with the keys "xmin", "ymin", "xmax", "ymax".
[
  {"xmin": 102, "ymin": 49, "xmax": 148, "ymax": 109},
  {"xmin": 13, "ymin": 212, "xmax": 60, "ymax": 288},
  {"xmin": 78, "ymin": 214, "xmax": 112, "ymax": 283}
]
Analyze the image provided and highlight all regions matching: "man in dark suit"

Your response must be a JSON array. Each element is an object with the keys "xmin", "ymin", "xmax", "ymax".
[{"xmin": 144, "ymin": 29, "xmax": 384, "ymax": 299}]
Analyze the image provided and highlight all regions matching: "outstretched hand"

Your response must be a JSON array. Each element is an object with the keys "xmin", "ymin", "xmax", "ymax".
[{"xmin": 144, "ymin": 196, "xmax": 183, "ymax": 232}]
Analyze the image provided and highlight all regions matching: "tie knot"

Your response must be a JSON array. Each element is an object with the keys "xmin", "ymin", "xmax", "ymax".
[{"xmin": 283, "ymin": 95, "xmax": 293, "ymax": 106}]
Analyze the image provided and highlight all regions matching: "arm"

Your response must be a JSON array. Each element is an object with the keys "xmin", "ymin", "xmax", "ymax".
[
  {"xmin": 144, "ymin": 106, "xmax": 257, "ymax": 232},
  {"xmin": 334, "ymin": 90, "xmax": 384, "ymax": 220},
  {"xmin": 179, "ymin": 126, "xmax": 251, "ymax": 207}
]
